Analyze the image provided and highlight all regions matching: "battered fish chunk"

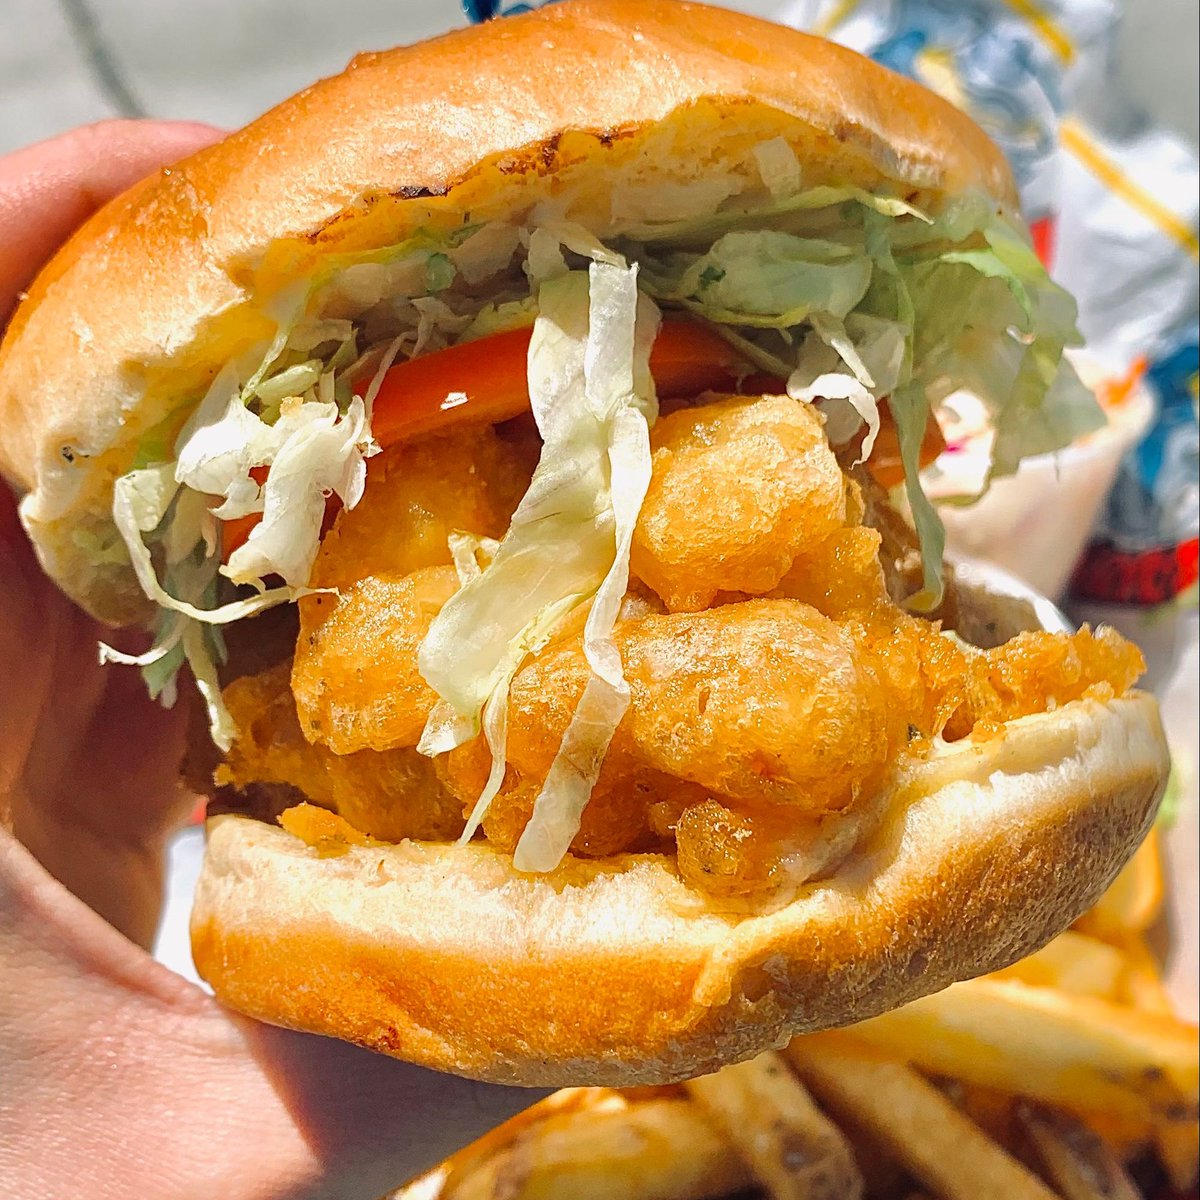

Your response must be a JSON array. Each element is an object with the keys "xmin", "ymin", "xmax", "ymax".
[
  {"xmin": 501, "ymin": 599, "xmax": 912, "ymax": 815},
  {"xmin": 221, "ymin": 663, "xmax": 465, "ymax": 842},
  {"xmin": 434, "ymin": 599, "xmax": 919, "ymax": 876},
  {"xmin": 293, "ymin": 565, "xmax": 458, "ymax": 753},
  {"xmin": 232, "ymin": 609, "xmax": 1143, "ymax": 896},
  {"xmin": 438, "ymin": 739, "xmax": 668, "ymax": 859},
  {"xmin": 293, "ymin": 424, "xmax": 535, "ymax": 752},
  {"xmin": 307, "ymin": 424, "xmax": 535, "ymax": 590},
  {"xmin": 671, "ymin": 798, "xmax": 863, "ymax": 898},
  {"xmin": 228, "ymin": 390, "xmax": 1148, "ymax": 901},
  {"xmin": 945, "ymin": 625, "xmax": 1145, "ymax": 742},
  {"xmin": 631, "ymin": 394, "xmax": 883, "ymax": 613},
  {"xmin": 772, "ymin": 522, "xmax": 888, "ymax": 616}
]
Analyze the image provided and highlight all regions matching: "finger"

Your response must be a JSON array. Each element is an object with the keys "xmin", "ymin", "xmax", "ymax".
[
  {"xmin": 237, "ymin": 1022, "xmax": 547, "ymax": 1198},
  {"xmin": 1, "ymin": 470, "xmax": 192, "ymax": 947},
  {"xmin": 0, "ymin": 118, "xmax": 223, "ymax": 324},
  {"xmin": 2, "ymin": 831, "xmax": 544, "ymax": 1200}
]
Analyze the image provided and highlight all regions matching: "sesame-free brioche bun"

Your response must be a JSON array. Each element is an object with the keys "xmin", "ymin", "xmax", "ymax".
[
  {"xmin": 191, "ymin": 691, "xmax": 1168, "ymax": 1086},
  {"xmin": 0, "ymin": 0, "xmax": 1015, "ymax": 624}
]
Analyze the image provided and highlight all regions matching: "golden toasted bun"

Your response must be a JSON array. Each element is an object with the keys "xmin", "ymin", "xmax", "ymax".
[
  {"xmin": 191, "ymin": 691, "xmax": 1168, "ymax": 1086},
  {"xmin": 0, "ymin": 0, "xmax": 1015, "ymax": 624}
]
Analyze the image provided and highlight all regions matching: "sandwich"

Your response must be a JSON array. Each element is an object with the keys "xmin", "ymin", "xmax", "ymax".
[{"xmin": 0, "ymin": 0, "xmax": 1170, "ymax": 1086}]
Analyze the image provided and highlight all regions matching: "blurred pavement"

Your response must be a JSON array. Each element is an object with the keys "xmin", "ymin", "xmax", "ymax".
[{"xmin": 2, "ymin": 0, "xmax": 1197, "ymax": 155}]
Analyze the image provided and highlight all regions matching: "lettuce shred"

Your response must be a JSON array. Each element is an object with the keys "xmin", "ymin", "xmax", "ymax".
[
  {"xmin": 625, "ymin": 192, "xmax": 1101, "ymax": 607},
  {"xmin": 417, "ymin": 254, "xmax": 659, "ymax": 868},
  {"xmin": 106, "ymin": 226, "xmax": 523, "ymax": 747}
]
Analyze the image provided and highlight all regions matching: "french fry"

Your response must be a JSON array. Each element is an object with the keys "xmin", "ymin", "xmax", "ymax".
[
  {"xmin": 433, "ymin": 1088, "xmax": 618, "ymax": 1197},
  {"xmin": 990, "ymin": 930, "xmax": 1127, "ymax": 1000},
  {"xmin": 827, "ymin": 1105, "xmax": 913, "ymax": 1197},
  {"xmin": 1113, "ymin": 933, "xmax": 1177, "ymax": 1016},
  {"xmin": 786, "ymin": 1034, "xmax": 1059, "ymax": 1200},
  {"xmin": 440, "ymin": 1098, "xmax": 751, "ymax": 1200},
  {"xmin": 943, "ymin": 1081, "xmax": 1021, "ymax": 1151},
  {"xmin": 1017, "ymin": 1104, "xmax": 1142, "ymax": 1200},
  {"xmin": 1076, "ymin": 1110, "xmax": 1155, "ymax": 1165},
  {"xmin": 1156, "ymin": 1120, "xmax": 1200, "ymax": 1194},
  {"xmin": 684, "ymin": 1052, "xmax": 863, "ymax": 1200},
  {"xmin": 845, "ymin": 978, "xmax": 1199, "ymax": 1128},
  {"xmin": 1075, "ymin": 827, "xmax": 1164, "ymax": 940}
]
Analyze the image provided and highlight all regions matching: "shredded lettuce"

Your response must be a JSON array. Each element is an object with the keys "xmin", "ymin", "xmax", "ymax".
[
  {"xmin": 170, "ymin": 361, "xmax": 377, "ymax": 589},
  {"xmin": 752, "ymin": 137, "xmax": 803, "ymax": 200},
  {"xmin": 108, "ymin": 465, "xmax": 293, "ymax": 627},
  {"xmin": 223, "ymin": 397, "xmax": 372, "ymax": 588},
  {"xmin": 891, "ymin": 381, "xmax": 946, "ymax": 609},
  {"xmin": 461, "ymin": 296, "xmax": 539, "ymax": 342},
  {"xmin": 617, "ymin": 183, "xmax": 927, "ymax": 246},
  {"xmin": 905, "ymin": 221, "xmax": 1104, "ymax": 485},
  {"xmin": 447, "ymin": 532, "xmax": 500, "ymax": 584},
  {"xmin": 645, "ymin": 230, "xmax": 874, "ymax": 327},
  {"xmin": 625, "ymin": 193, "xmax": 1103, "ymax": 607},
  {"xmin": 417, "ymin": 257, "xmax": 658, "ymax": 864},
  {"xmin": 1156, "ymin": 753, "xmax": 1189, "ymax": 830},
  {"xmin": 100, "ymin": 223, "xmax": 523, "ymax": 741},
  {"xmin": 514, "ymin": 267, "xmax": 658, "ymax": 872},
  {"xmin": 100, "ymin": 461, "xmax": 303, "ymax": 748}
]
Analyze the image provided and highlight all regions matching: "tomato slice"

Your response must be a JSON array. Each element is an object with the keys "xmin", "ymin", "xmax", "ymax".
[
  {"xmin": 221, "ymin": 467, "xmax": 342, "ymax": 561},
  {"xmin": 218, "ymin": 319, "xmax": 944, "ymax": 561},
  {"xmin": 862, "ymin": 400, "xmax": 947, "ymax": 489},
  {"xmin": 220, "ymin": 467, "xmax": 266, "ymax": 559},
  {"xmin": 359, "ymin": 318, "xmax": 757, "ymax": 446}
]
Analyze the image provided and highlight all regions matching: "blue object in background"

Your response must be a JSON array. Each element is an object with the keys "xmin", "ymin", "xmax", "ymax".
[
  {"xmin": 463, "ymin": 0, "xmax": 556, "ymax": 20},
  {"xmin": 1101, "ymin": 335, "xmax": 1200, "ymax": 548},
  {"xmin": 852, "ymin": 0, "xmax": 1064, "ymax": 196}
]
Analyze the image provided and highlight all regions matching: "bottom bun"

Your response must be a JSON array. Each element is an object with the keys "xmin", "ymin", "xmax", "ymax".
[{"xmin": 191, "ymin": 692, "xmax": 1167, "ymax": 1086}]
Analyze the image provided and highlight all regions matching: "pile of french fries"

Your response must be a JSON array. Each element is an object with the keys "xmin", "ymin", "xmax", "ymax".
[{"xmin": 397, "ymin": 828, "xmax": 1199, "ymax": 1200}]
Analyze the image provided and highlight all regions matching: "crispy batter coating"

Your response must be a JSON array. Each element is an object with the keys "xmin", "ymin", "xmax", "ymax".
[
  {"xmin": 437, "ymin": 598, "xmax": 932, "ymax": 883},
  {"xmin": 437, "ymin": 739, "xmax": 666, "ymax": 859},
  {"xmin": 425, "ymin": 611, "xmax": 1145, "ymax": 885},
  {"xmin": 293, "ymin": 423, "xmax": 536, "ymax": 753},
  {"xmin": 631, "ymin": 395, "xmax": 884, "ymax": 614},
  {"xmin": 445, "ymin": 601, "xmax": 913, "ymax": 841},
  {"xmin": 293, "ymin": 565, "xmax": 458, "ymax": 752},
  {"xmin": 220, "ymin": 391, "xmax": 1147, "ymax": 898},
  {"xmin": 297, "ymin": 393, "xmax": 883, "ymax": 759},
  {"xmin": 671, "ymin": 799, "xmax": 860, "ymax": 897},
  {"xmin": 846, "ymin": 607, "xmax": 970, "ymax": 742},
  {"xmin": 308, "ymin": 423, "xmax": 536, "ymax": 590},
  {"xmin": 772, "ymin": 522, "xmax": 888, "ymax": 616},
  {"xmin": 220, "ymin": 663, "xmax": 465, "ymax": 842},
  {"xmin": 619, "ymin": 600, "xmax": 908, "ymax": 810},
  {"xmin": 278, "ymin": 804, "xmax": 374, "ymax": 857},
  {"xmin": 945, "ymin": 626, "xmax": 1145, "ymax": 743}
]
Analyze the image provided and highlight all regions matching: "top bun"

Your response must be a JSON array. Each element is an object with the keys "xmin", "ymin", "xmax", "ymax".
[{"xmin": 0, "ymin": 0, "xmax": 1015, "ymax": 624}]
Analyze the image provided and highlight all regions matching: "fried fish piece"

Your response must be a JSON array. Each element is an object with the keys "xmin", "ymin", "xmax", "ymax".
[
  {"xmin": 220, "ymin": 663, "xmax": 465, "ymax": 842},
  {"xmin": 633, "ymin": 393, "xmax": 889, "ymax": 617},
  {"xmin": 293, "ymin": 423, "xmax": 535, "ymax": 753},
  {"xmin": 293, "ymin": 565, "xmax": 458, "ymax": 753},
  {"xmin": 631, "ymin": 395, "xmax": 854, "ymax": 612}
]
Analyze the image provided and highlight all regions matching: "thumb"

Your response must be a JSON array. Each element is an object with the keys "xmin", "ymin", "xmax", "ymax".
[{"xmin": 0, "ymin": 118, "xmax": 223, "ymax": 325}]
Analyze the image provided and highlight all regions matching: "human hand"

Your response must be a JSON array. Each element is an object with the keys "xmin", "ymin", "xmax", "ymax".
[
  {"xmin": 0, "ymin": 118, "xmax": 222, "ymax": 947},
  {"xmin": 0, "ymin": 121, "xmax": 541, "ymax": 1200}
]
